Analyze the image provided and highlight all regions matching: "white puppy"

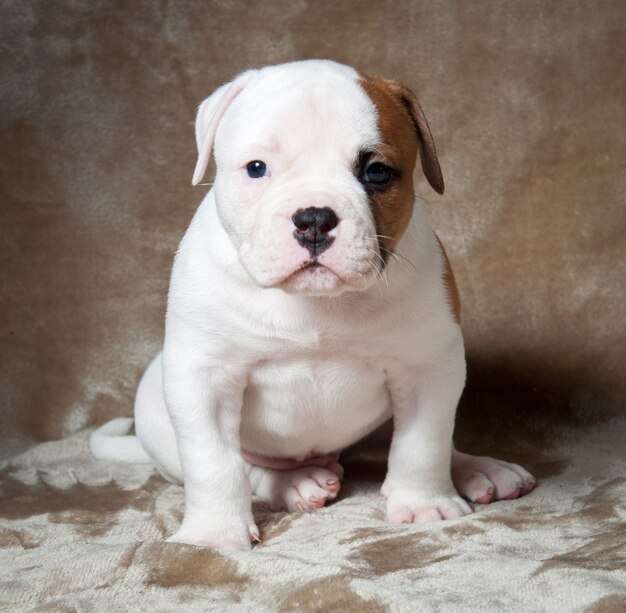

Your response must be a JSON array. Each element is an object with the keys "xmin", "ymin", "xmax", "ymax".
[{"xmin": 90, "ymin": 60, "xmax": 535, "ymax": 551}]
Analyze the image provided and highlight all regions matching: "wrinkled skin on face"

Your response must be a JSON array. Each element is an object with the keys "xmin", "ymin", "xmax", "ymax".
[{"xmin": 208, "ymin": 63, "xmax": 428, "ymax": 297}]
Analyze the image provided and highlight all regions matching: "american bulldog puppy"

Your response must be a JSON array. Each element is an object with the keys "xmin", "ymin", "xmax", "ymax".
[{"xmin": 90, "ymin": 60, "xmax": 535, "ymax": 550}]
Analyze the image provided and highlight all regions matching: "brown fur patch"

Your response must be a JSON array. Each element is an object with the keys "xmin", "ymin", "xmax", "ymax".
[
  {"xmin": 279, "ymin": 575, "xmax": 386, "ymax": 613},
  {"xmin": 142, "ymin": 543, "xmax": 250, "ymax": 590},
  {"xmin": 359, "ymin": 77, "xmax": 420, "ymax": 252},
  {"xmin": 360, "ymin": 77, "xmax": 444, "ymax": 191},
  {"xmin": 435, "ymin": 235, "xmax": 461, "ymax": 322}
]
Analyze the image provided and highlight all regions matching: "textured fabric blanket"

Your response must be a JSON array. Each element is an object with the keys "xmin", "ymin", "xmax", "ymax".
[
  {"xmin": 1, "ymin": 1, "xmax": 624, "ymax": 611},
  {"xmin": 1, "ymin": 423, "xmax": 625, "ymax": 611}
]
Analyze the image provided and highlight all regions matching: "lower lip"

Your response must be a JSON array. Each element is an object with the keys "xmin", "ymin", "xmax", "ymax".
[{"xmin": 287, "ymin": 261, "xmax": 330, "ymax": 281}]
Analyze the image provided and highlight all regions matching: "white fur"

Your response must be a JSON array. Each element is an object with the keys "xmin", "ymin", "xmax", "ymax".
[
  {"xmin": 91, "ymin": 60, "xmax": 494, "ymax": 550},
  {"xmin": 89, "ymin": 417, "xmax": 151, "ymax": 463}
]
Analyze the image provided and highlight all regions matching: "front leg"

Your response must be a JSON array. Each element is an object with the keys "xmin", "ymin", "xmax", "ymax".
[
  {"xmin": 383, "ymin": 340, "xmax": 472, "ymax": 523},
  {"xmin": 163, "ymin": 347, "xmax": 258, "ymax": 550}
]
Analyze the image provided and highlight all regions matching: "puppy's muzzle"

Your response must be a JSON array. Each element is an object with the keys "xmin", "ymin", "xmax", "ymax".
[{"xmin": 292, "ymin": 207, "xmax": 339, "ymax": 256}]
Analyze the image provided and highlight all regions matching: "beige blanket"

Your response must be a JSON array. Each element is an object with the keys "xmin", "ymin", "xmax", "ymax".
[
  {"xmin": 1, "ymin": 1, "xmax": 624, "ymax": 610},
  {"xmin": 1, "ymin": 422, "xmax": 625, "ymax": 611}
]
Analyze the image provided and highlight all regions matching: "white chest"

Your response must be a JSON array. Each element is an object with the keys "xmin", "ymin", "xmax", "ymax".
[{"xmin": 239, "ymin": 344, "xmax": 392, "ymax": 458}]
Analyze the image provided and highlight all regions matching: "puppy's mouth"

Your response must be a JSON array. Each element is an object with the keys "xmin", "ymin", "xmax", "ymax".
[
  {"xmin": 286, "ymin": 259, "xmax": 326, "ymax": 280},
  {"xmin": 278, "ymin": 258, "xmax": 370, "ymax": 297},
  {"xmin": 298, "ymin": 259, "xmax": 322, "ymax": 272}
]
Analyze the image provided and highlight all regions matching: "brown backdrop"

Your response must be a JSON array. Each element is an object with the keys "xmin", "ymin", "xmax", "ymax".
[{"xmin": 1, "ymin": 1, "xmax": 624, "ymax": 461}]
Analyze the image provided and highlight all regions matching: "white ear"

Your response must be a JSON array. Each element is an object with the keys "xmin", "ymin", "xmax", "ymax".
[{"xmin": 191, "ymin": 70, "xmax": 256, "ymax": 186}]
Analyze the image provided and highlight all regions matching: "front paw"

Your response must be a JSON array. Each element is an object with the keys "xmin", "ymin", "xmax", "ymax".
[
  {"xmin": 385, "ymin": 487, "xmax": 472, "ymax": 524},
  {"xmin": 451, "ymin": 451, "xmax": 536, "ymax": 503},
  {"xmin": 168, "ymin": 518, "xmax": 260, "ymax": 551}
]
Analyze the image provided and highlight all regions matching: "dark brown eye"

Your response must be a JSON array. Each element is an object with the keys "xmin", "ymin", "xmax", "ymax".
[
  {"xmin": 364, "ymin": 162, "xmax": 392, "ymax": 185},
  {"xmin": 246, "ymin": 160, "xmax": 267, "ymax": 178}
]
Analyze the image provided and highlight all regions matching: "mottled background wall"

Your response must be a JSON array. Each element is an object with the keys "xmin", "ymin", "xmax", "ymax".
[{"xmin": 1, "ymin": 0, "xmax": 624, "ymax": 458}]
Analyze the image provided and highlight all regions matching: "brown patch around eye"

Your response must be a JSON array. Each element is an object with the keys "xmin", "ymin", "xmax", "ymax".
[{"xmin": 359, "ymin": 77, "xmax": 420, "ymax": 256}]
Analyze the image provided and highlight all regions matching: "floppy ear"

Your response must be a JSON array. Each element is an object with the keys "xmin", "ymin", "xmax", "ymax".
[
  {"xmin": 379, "ymin": 79, "xmax": 445, "ymax": 195},
  {"xmin": 192, "ymin": 70, "xmax": 257, "ymax": 186}
]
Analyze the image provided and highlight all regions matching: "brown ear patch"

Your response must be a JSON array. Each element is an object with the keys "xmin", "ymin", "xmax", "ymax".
[
  {"xmin": 359, "ymin": 76, "xmax": 444, "ymax": 257},
  {"xmin": 359, "ymin": 77, "xmax": 420, "ymax": 254},
  {"xmin": 396, "ymin": 83, "xmax": 445, "ymax": 195},
  {"xmin": 364, "ymin": 77, "xmax": 444, "ymax": 196}
]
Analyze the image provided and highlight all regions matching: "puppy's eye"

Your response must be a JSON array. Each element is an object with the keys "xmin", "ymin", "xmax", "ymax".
[
  {"xmin": 246, "ymin": 160, "xmax": 268, "ymax": 179},
  {"xmin": 364, "ymin": 162, "xmax": 392, "ymax": 185}
]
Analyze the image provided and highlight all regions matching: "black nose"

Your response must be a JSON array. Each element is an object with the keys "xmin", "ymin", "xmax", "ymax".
[{"xmin": 292, "ymin": 207, "xmax": 339, "ymax": 256}]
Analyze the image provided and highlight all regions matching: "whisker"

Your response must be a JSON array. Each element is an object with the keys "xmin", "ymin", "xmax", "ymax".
[
  {"xmin": 367, "ymin": 246, "xmax": 387, "ymax": 270},
  {"xmin": 367, "ymin": 262, "xmax": 386, "ymax": 295},
  {"xmin": 367, "ymin": 258, "xmax": 383, "ymax": 282},
  {"xmin": 365, "ymin": 237, "xmax": 417, "ymax": 276},
  {"xmin": 368, "ymin": 249, "xmax": 390, "ymax": 289},
  {"xmin": 383, "ymin": 249, "xmax": 402, "ymax": 266},
  {"xmin": 367, "ymin": 258, "xmax": 387, "ymax": 288},
  {"xmin": 377, "ymin": 245, "xmax": 418, "ymax": 275},
  {"xmin": 386, "ymin": 249, "xmax": 419, "ymax": 275},
  {"xmin": 357, "ymin": 271, "xmax": 368, "ymax": 292},
  {"xmin": 366, "ymin": 261, "xmax": 379, "ymax": 285},
  {"xmin": 366, "ymin": 237, "xmax": 419, "ymax": 277}
]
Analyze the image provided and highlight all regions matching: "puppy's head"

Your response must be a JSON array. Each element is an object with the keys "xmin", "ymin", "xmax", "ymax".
[{"xmin": 193, "ymin": 60, "xmax": 443, "ymax": 297}]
